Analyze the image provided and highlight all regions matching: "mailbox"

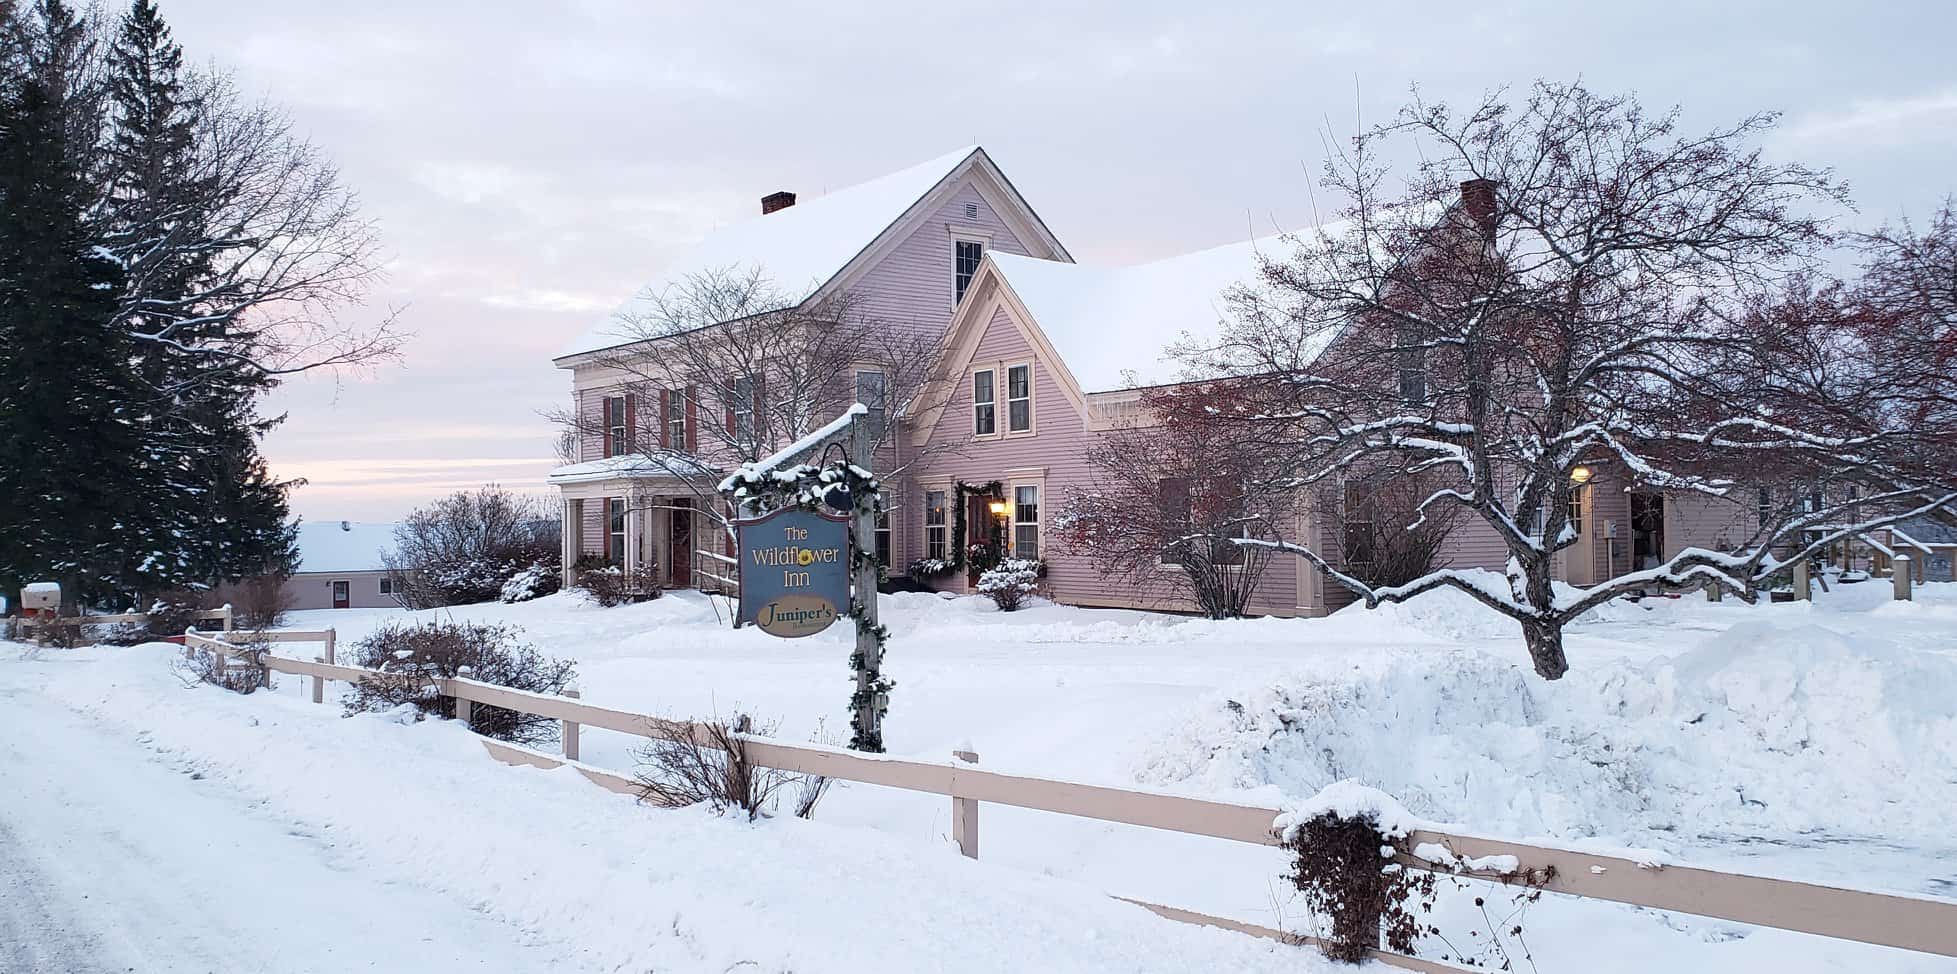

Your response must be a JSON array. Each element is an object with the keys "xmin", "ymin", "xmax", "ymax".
[{"xmin": 20, "ymin": 581, "xmax": 61, "ymax": 615}]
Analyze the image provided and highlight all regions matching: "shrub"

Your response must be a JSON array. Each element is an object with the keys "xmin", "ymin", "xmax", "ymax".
[
  {"xmin": 384, "ymin": 486, "xmax": 561, "ymax": 608},
  {"xmin": 343, "ymin": 622, "xmax": 576, "ymax": 746},
  {"xmin": 173, "ymin": 637, "xmax": 275, "ymax": 694},
  {"xmin": 907, "ymin": 557, "xmax": 956, "ymax": 585},
  {"xmin": 144, "ymin": 588, "xmax": 222, "ymax": 639},
  {"xmin": 633, "ymin": 714, "xmax": 825, "ymax": 822},
  {"xmin": 1283, "ymin": 811, "xmax": 1437, "ymax": 963},
  {"xmin": 578, "ymin": 564, "xmax": 662, "ymax": 608},
  {"xmin": 976, "ymin": 559, "xmax": 1042, "ymax": 611},
  {"xmin": 500, "ymin": 561, "xmax": 561, "ymax": 603},
  {"xmin": 233, "ymin": 573, "xmax": 293, "ymax": 630}
]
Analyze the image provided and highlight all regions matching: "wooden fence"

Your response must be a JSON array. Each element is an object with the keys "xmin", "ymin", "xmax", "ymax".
[{"xmin": 179, "ymin": 628, "xmax": 1957, "ymax": 969}]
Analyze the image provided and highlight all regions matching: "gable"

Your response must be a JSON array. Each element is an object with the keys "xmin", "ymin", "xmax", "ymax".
[
  {"xmin": 910, "ymin": 265, "xmax": 1098, "ymax": 445},
  {"xmin": 556, "ymin": 146, "xmax": 1068, "ymax": 365}
]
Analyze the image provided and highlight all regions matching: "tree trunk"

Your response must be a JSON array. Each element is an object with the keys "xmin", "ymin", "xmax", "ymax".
[{"xmin": 1521, "ymin": 617, "xmax": 1569, "ymax": 680}]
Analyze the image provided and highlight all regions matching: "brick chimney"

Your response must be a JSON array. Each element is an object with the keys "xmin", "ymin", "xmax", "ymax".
[
  {"xmin": 1459, "ymin": 178, "xmax": 1498, "ymax": 235},
  {"xmin": 761, "ymin": 191, "xmax": 796, "ymax": 215}
]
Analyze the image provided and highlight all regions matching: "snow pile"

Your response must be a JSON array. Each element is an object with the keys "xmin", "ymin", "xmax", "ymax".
[
  {"xmin": 1333, "ymin": 569, "xmax": 1660, "ymax": 642},
  {"xmin": 22, "ymin": 646, "xmax": 1324, "ymax": 974},
  {"xmin": 1273, "ymin": 780, "xmax": 1429, "ymax": 841},
  {"xmin": 1141, "ymin": 612, "xmax": 1957, "ymax": 851}
]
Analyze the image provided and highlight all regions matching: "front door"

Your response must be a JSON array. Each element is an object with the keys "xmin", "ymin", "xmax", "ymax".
[
  {"xmin": 967, "ymin": 493, "xmax": 992, "ymax": 584},
  {"xmin": 670, "ymin": 500, "xmax": 693, "ymax": 588},
  {"xmin": 332, "ymin": 579, "xmax": 350, "ymax": 609},
  {"xmin": 1630, "ymin": 492, "xmax": 1665, "ymax": 572}
]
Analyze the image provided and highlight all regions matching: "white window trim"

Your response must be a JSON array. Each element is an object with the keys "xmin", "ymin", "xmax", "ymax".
[
  {"xmin": 952, "ymin": 236, "xmax": 987, "ymax": 309},
  {"xmin": 378, "ymin": 576, "xmax": 394, "ymax": 596},
  {"xmin": 664, "ymin": 388, "xmax": 686, "ymax": 449},
  {"xmin": 971, "ymin": 367, "xmax": 998, "ymax": 439},
  {"xmin": 604, "ymin": 393, "xmax": 628, "ymax": 456},
  {"xmin": 1004, "ymin": 360, "xmax": 1035, "ymax": 436},
  {"xmin": 944, "ymin": 224, "xmax": 995, "ymax": 243},
  {"xmin": 923, "ymin": 485, "xmax": 951, "ymax": 562},
  {"xmin": 852, "ymin": 366, "xmax": 888, "ymax": 440},
  {"xmin": 1009, "ymin": 479, "xmax": 1044, "ymax": 562}
]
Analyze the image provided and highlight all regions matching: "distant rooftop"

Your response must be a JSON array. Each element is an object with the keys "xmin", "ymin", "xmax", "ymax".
[{"xmin": 294, "ymin": 520, "xmax": 396, "ymax": 574}]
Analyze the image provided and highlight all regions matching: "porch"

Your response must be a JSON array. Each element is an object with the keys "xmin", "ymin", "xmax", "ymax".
[{"xmin": 547, "ymin": 458, "xmax": 729, "ymax": 593}]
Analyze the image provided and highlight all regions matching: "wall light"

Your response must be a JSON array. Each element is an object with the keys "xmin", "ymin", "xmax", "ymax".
[
  {"xmin": 987, "ymin": 500, "xmax": 1009, "ymax": 517},
  {"xmin": 1570, "ymin": 465, "xmax": 1594, "ymax": 485}
]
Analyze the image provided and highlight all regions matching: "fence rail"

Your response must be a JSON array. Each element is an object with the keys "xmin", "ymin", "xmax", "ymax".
[{"xmin": 178, "ymin": 629, "xmax": 1957, "ymax": 966}]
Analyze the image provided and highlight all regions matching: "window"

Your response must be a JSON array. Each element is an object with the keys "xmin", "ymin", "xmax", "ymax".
[
  {"xmin": 1757, "ymin": 487, "xmax": 1772, "ymax": 527},
  {"xmin": 1343, "ymin": 483, "xmax": 1377, "ymax": 565},
  {"xmin": 1158, "ymin": 477, "xmax": 1193, "ymax": 564},
  {"xmin": 1007, "ymin": 364, "xmax": 1031, "ymax": 432},
  {"xmin": 1396, "ymin": 327, "xmax": 1427, "ymax": 403},
  {"xmin": 608, "ymin": 498, "xmax": 626, "ymax": 566},
  {"xmin": 924, "ymin": 490, "xmax": 948, "ymax": 561},
  {"xmin": 875, "ymin": 510, "xmax": 891, "ymax": 568},
  {"xmin": 379, "ymin": 576, "xmax": 395, "ymax": 596},
  {"xmin": 728, "ymin": 376, "xmax": 756, "ymax": 443},
  {"xmin": 954, "ymin": 240, "xmax": 984, "ymax": 306},
  {"xmin": 1012, "ymin": 485, "xmax": 1040, "ymax": 560},
  {"xmin": 1567, "ymin": 485, "xmax": 1585, "ymax": 536},
  {"xmin": 855, "ymin": 370, "xmax": 887, "ymax": 441},
  {"xmin": 972, "ymin": 369, "xmax": 996, "ymax": 435},
  {"xmin": 665, "ymin": 388, "xmax": 685, "ymax": 449},
  {"xmin": 604, "ymin": 394, "xmax": 628, "ymax": 456}
]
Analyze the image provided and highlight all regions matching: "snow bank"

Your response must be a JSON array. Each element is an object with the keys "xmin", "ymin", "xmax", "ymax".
[
  {"xmin": 27, "ymin": 647, "xmax": 1326, "ymax": 974},
  {"xmin": 1331, "ymin": 569, "xmax": 1663, "ymax": 642},
  {"xmin": 1141, "ymin": 611, "xmax": 1957, "ymax": 853}
]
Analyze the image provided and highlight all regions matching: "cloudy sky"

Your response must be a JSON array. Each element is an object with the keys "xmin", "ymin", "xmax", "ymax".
[{"xmin": 154, "ymin": 0, "xmax": 1956, "ymax": 524}]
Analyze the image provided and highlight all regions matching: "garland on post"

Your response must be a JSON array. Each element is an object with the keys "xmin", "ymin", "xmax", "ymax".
[
  {"xmin": 950, "ymin": 480, "xmax": 1004, "ymax": 572},
  {"xmin": 724, "ymin": 458, "xmax": 891, "ymax": 752}
]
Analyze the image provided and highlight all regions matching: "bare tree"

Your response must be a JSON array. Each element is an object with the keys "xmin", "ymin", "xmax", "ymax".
[
  {"xmin": 110, "ymin": 71, "xmax": 401, "ymax": 390},
  {"xmin": 384, "ymin": 486, "xmax": 561, "ymax": 608},
  {"xmin": 1058, "ymin": 382, "xmax": 1282, "ymax": 619},
  {"xmin": 1189, "ymin": 81, "xmax": 1956, "ymax": 679},
  {"xmin": 551, "ymin": 267, "xmax": 951, "ymax": 540}
]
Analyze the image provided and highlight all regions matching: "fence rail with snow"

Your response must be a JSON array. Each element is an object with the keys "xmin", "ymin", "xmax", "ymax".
[
  {"xmin": 20, "ymin": 605, "xmax": 233, "ymax": 632},
  {"xmin": 179, "ymin": 628, "xmax": 1957, "ymax": 968}
]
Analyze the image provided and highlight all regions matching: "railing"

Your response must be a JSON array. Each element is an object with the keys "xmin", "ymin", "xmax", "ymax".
[
  {"xmin": 694, "ymin": 549, "xmax": 739, "ymax": 594},
  {"xmin": 177, "ymin": 629, "xmax": 1957, "ymax": 969}
]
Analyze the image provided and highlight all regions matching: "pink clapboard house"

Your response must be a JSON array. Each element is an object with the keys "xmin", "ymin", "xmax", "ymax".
[{"xmin": 546, "ymin": 146, "xmax": 1770, "ymax": 616}]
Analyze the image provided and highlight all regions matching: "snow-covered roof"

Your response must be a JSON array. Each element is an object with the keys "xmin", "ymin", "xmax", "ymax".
[
  {"xmin": 547, "ymin": 454, "xmax": 720, "ymax": 486},
  {"xmin": 295, "ymin": 521, "xmax": 397, "ymax": 574},
  {"xmin": 558, "ymin": 146, "xmax": 989, "ymax": 361},
  {"xmin": 1892, "ymin": 516, "xmax": 1957, "ymax": 547},
  {"xmin": 988, "ymin": 224, "xmax": 1344, "ymax": 392}
]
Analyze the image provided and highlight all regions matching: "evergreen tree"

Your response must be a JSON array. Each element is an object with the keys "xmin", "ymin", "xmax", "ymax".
[
  {"xmin": 0, "ymin": 0, "xmax": 146, "ymax": 606},
  {"xmin": 102, "ymin": 0, "xmax": 295, "ymax": 588}
]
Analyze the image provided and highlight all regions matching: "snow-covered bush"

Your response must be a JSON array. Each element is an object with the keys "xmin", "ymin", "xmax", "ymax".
[
  {"xmin": 144, "ymin": 588, "xmax": 222, "ymax": 639},
  {"xmin": 907, "ymin": 557, "xmax": 955, "ymax": 584},
  {"xmin": 386, "ymin": 487, "xmax": 560, "ymax": 608},
  {"xmin": 976, "ymin": 559, "xmax": 1042, "ymax": 611},
  {"xmin": 578, "ymin": 564, "xmax": 662, "ymax": 607},
  {"xmin": 174, "ymin": 637, "xmax": 274, "ymax": 695},
  {"xmin": 499, "ymin": 562, "xmax": 560, "ymax": 603},
  {"xmin": 344, "ymin": 622, "xmax": 576, "ymax": 746}
]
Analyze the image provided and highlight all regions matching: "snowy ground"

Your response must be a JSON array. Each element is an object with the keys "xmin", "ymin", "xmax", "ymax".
[{"xmin": 6, "ymin": 579, "xmax": 1955, "ymax": 971}]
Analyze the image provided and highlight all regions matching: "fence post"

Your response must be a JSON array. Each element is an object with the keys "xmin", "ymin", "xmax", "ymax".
[
  {"xmin": 562, "ymin": 687, "xmax": 581, "ymax": 762},
  {"xmin": 454, "ymin": 687, "xmax": 471, "ymax": 728},
  {"xmin": 1705, "ymin": 582, "xmax": 1723, "ymax": 602},
  {"xmin": 324, "ymin": 628, "xmax": 336, "ymax": 666},
  {"xmin": 1793, "ymin": 559, "xmax": 1812, "ymax": 601},
  {"xmin": 1894, "ymin": 555, "xmax": 1913, "ymax": 602},
  {"xmin": 951, "ymin": 748, "xmax": 979, "ymax": 859},
  {"xmin": 311, "ymin": 659, "xmax": 325, "ymax": 704},
  {"xmin": 221, "ymin": 604, "xmax": 233, "ymax": 632}
]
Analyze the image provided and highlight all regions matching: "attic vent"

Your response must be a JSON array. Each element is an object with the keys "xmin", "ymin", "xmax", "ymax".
[{"xmin": 963, "ymin": 202, "xmax": 979, "ymax": 220}]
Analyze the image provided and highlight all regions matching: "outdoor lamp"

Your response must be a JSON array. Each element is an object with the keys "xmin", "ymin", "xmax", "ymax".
[
  {"xmin": 988, "ymin": 500, "xmax": 1008, "ymax": 517},
  {"xmin": 1570, "ymin": 465, "xmax": 1594, "ymax": 484}
]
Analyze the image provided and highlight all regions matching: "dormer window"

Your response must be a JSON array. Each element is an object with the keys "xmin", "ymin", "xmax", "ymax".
[{"xmin": 954, "ymin": 240, "xmax": 984, "ymax": 306}]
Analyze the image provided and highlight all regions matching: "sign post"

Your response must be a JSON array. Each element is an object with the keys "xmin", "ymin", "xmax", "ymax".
[
  {"xmin": 846, "ymin": 416, "xmax": 884, "ymax": 750},
  {"xmin": 723, "ymin": 404, "xmax": 888, "ymax": 751}
]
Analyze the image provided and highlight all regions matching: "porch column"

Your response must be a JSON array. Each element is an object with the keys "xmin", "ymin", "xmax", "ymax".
[
  {"xmin": 561, "ymin": 499, "xmax": 579, "ymax": 588},
  {"xmin": 623, "ymin": 503, "xmax": 640, "ymax": 574}
]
